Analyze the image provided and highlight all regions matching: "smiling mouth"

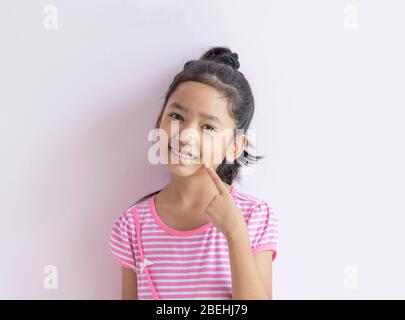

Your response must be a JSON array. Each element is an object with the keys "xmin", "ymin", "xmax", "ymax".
[{"xmin": 169, "ymin": 145, "xmax": 199, "ymax": 161}]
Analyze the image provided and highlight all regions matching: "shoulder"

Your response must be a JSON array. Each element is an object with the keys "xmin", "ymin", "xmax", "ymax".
[
  {"xmin": 110, "ymin": 198, "xmax": 153, "ymax": 250},
  {"xmin": 113, "ymin": 196, "xmax": 152, "ymax": 228},
  {"xmin": 232, "ymin": 188, "xmax": 275, "ymax": 218},
  {"xmin": 126, "ymin": 197, "xmax": 152, "ymax": 215},
  {"xmin": 232, "ymin": 188, "xmax": 279, "ymax": 260}
]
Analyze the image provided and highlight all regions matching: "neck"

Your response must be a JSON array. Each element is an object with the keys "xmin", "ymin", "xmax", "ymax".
[{"xmin": 166, "ymin": 169, "xmax": 231, "ymax": 207}]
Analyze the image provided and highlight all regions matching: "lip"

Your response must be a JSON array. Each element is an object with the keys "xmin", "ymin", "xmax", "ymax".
[{"xmin": 169, "ymin": 145, "xmax": 199, "ymax": 160}]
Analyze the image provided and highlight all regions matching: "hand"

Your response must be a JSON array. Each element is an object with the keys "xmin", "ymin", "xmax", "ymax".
[{"xmin": 203, "ymin": 163, "xmax": 246, "ymax": 239}]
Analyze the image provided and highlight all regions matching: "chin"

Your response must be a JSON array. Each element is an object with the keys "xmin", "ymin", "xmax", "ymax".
[{"xmin": 167, "ymin": 162, "xmax": 202, "ymax": 177}]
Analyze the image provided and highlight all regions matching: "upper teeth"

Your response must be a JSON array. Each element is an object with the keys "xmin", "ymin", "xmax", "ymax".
[{"xmin": 171, "ymin": 147, "xmax": 196, "ymax": 160}]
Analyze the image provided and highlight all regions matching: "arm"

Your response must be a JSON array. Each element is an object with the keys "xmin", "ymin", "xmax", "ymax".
[
  {"xmin": 121, "ymin": 267, "xmax": 138, "ymax": 300},
  {"xmin": 226, "ymin": 225, "xmax": 273, "ymax": 300},
  {"xmin": 202, "ymin": 165, "xmax": 274, "ymax": 300}
]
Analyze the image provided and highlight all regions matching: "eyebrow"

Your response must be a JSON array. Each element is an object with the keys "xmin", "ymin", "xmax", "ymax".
[{"xmin": 168, "ymin": 102, "xmax": 223, "ymax": 125}]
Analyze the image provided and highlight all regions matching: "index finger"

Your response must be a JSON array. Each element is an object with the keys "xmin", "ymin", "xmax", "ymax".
[{"xmin": 204, "ymin": 163, "xmax": 228, "ymax": 195}]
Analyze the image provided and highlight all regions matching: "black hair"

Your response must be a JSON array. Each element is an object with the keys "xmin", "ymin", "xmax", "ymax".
[{"xmin": 133, "ymin": 46, "xmax": 264, "ymax": 206}]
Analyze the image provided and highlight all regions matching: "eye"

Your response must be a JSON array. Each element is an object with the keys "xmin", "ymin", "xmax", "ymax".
[
  {"xmin": 202, "ymin": 124, "xmax": 217, "ymax": 133},
  {"xmin": 168, "ymin": 112, "xmax": 184, "ymax": 121}
]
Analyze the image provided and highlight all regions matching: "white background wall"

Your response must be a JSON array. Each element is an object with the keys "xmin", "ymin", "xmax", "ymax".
[{"xmin": 1, "ymin": 0, "xmax": 404, "ymax": 299}]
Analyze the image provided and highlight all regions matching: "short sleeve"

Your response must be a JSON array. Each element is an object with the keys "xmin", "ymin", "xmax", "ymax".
[
  {"xmin": 109, "ymin": 210, "xmax": 138, "ymax": 271},
  {"xmin": 248, "ymin": 200, "xmax": 279, "ymax": 261}
]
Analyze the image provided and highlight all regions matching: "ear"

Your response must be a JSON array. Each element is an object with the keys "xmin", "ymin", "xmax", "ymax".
[{"xmin": 225, "ymin": 133, "xmax": 248, "ymax": 163}]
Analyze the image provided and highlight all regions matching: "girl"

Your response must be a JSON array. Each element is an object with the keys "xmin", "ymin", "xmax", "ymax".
[{"xmin": 109, "ymin": 47, "xmax": 279, "ymax": 300}]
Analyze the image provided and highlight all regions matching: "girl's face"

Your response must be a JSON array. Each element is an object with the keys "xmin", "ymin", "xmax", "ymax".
[{"xmin": 158, "ymin": 81, "xmax": 245, "ymax": 178}]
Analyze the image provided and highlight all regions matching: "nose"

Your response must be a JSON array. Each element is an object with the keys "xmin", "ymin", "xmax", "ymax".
[{"xmin": 178, "ymin": 126, "xmax": 199, "ymax": 147}]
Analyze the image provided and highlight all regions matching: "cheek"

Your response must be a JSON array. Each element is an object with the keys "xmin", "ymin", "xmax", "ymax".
[
  {"xmin": 159, "ymin": 118, "xmax": 179, "ymax": 142},
  {"xmin": 159, "ymin": 116, "xmax": 172, "ymax": 133},
  {"xmin": 201, "ymin": 135, "xmax": 230, "ymax": 164}
]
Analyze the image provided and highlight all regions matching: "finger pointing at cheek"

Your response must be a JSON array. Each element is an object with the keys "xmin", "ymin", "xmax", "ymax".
[{"xmin": 202, "ymin": 163, "xmax": 245, "ymax": 238}]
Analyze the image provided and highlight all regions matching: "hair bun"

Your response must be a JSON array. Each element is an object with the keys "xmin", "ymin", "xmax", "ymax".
[
  {"xmin": 219, "ymin": 52, "xmax": 240, "ymax": 70},
  {"xmin": 200, "ymin": 47, "xmax": 240, "ymax": 70}
]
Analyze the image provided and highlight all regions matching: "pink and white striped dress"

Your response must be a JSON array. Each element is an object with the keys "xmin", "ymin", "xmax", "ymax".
[{"xmin": 109, "ymin": 186, "xmax": 279, "ymax": 300}]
